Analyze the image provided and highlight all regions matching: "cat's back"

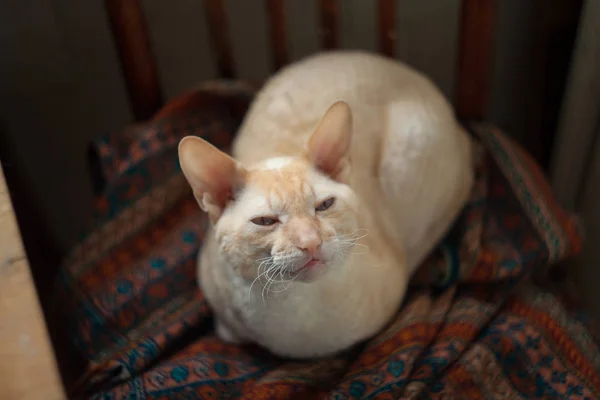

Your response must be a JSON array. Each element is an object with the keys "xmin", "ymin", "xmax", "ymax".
[
  {"xmin": 232, "ymin": 50, "xmax": 453, "ymax": 164},
  {"xmin": 232, "ymin": 50, "xmax": 472, "ymax": 272},
  {"xmin": 252, "ymin": 50, "xmax": 438, "ymax": 105}
]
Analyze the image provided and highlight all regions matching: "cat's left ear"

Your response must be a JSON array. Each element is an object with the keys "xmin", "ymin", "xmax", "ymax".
[
  {"xmin": 178, "ymin": 136, "xmax": 247, "ymax": 222},
  {"xmin": 305, "ymin": 101, "xmax": 352, "ymax": 183}
]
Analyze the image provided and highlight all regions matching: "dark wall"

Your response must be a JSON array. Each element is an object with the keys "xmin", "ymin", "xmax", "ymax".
[{"xmin": 0, "ymin": 0, "xmax": 582, "ymax": 289}]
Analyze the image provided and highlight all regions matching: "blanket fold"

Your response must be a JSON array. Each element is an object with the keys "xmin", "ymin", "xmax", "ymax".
[{"xmin": 56, "ymin": 81, "xmax": 598, "ymax": 399}]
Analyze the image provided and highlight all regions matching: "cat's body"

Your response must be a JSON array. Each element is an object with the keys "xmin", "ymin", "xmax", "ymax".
[{"xmin": 179, "ymin": 51, "xmax": 473, "ymax": 358}]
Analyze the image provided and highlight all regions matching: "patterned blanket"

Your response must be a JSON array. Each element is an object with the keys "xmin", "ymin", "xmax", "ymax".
[{"xmin": 56, "ymin": 81, "xmax": 600, "ymax": 399}]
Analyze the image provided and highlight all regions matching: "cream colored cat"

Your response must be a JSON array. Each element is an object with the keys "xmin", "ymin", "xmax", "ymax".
[{"xmin": 178, "ymin": 51, "xmax": 473, "ymax": 358}]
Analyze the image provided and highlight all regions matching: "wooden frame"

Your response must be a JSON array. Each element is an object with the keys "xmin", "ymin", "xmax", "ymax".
[
  {"xmin": 0, "ymin": 167, "xmax": 66, "ymax": 398},
  {"xmin": 456, "ymin": 0, "xmax": 495, "ymax": 120},
  {"xmin": 105, "ymin": 0, "xmax": 163, "ymax": 121},
  {"xmin": 105, "ymin": 0, "xmax": 495, "ymax": 121},
  {"xmin": 266, "ymin": 0, "xmax": 289, "ymax": 70},
  {"xmin": 203, "ymin": 0, "xmax": 236, "ymax": 79},
  {"xmin": 378, "ymin": 0, "xmax": 397, "ymax": 58}
]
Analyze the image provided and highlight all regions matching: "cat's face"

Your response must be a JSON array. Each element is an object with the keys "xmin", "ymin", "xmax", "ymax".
[
  {"xmin": 179, "ymin": 101, "xmax": 357, "ymax": 284},
  {"xmin": 215, "ymin": 157, "xmax": 359, "ymax": 282}
]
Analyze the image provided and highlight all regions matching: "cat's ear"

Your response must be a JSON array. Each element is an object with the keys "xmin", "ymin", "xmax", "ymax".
[
  {"xmin": 178, "ymin": 136, "xmax": 246, "ymax": 222},
  {"xmin": 305, "ymin": 101, "xmax": 352, "ymax": 183}
]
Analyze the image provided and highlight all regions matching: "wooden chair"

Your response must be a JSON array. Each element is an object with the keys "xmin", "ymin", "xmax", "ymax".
[
  {"xmin": 1, "ymin": 2, "xmax": 497, "ymax": 397},
  {"xmin": 105, "ymin": 0, "xmax": 495, "ymax": 122}
]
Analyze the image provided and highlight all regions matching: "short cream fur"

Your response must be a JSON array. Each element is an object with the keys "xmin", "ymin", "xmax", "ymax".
[{"xmin": 178, "ymin": 51, "xmax": 473, "ymax": 358}]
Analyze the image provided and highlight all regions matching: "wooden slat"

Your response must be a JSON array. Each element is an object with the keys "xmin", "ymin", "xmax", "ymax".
[
  {"xmin": 204, "ymin": 0, "xmax": 236, "ymax": 78},
  {"xmin": 378, "ymin": 0, "xmax": 396, "ymax": 57},
  {"xmin": 266, "ymin": 0, "xmax": 288, "ymax": 70},
  {"xmin": 319, "ymin": 0, "xmax": 340, "ymax": 49},
  {"xmin": 105, "ymin": 0, "xmax": 163, "ymax": 121},
  {"xmin": 456, "ymin": 0, "xmax": 495, "ymax": 119}
]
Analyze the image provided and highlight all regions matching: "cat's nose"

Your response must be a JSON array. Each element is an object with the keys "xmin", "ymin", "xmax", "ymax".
[
  {"xmin": 288, "ymin": 219, "xmax": 322, "ymax": 256},
  {"xmin": 296, "ymin": 235, "xmax": 322, "ymax": 257}
]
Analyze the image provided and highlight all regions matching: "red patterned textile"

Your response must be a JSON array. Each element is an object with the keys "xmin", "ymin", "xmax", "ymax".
[{"xmin": 56, "ymin": 81, "xmax": 599, "ymax": 399}]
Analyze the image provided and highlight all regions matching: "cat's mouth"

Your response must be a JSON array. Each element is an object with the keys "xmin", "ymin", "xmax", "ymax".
[{"xmin": 294, "ymin": 258, "xmax": 326, "ymax": 274}]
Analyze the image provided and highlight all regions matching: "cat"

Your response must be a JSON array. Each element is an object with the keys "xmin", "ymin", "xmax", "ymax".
[{"xmin": 178, "ymin": 50, "xmax": 473, "ymax": 359}]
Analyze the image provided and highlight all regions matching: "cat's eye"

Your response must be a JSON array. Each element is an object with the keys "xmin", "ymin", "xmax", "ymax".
[
  {"xmin": 316, "ymin": 197, "xmax": 335, "ymax": 212},
  {"xmin": 251, "ymin": 216, "xmax": 279, "ymax": 226}
]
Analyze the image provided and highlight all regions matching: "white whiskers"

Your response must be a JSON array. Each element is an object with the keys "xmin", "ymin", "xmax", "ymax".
[
  {"xmin": 335, "ymin": 228, "xmax": 371, "ymax": 258},
  {"xmin": 247, "ymin": 254, "xmax": 302, "ymax": 302},
  {"xmin": 247, "ymin": 228, "xmax": 370, "ymax": 302}
]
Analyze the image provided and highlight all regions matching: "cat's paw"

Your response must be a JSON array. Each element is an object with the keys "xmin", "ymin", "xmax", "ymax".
[{"xmin": 215, "ymin": 320, "xmax": 243, "ymax": 344}]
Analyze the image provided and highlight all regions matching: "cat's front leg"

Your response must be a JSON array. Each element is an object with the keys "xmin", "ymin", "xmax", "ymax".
[{"xmin": 215, "ymin": 319, "xmax": 244, "ymax": 344}]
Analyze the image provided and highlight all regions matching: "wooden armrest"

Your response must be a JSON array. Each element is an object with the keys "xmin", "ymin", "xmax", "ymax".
[{"xmin": 0, "ymin": 165, "xmax": 65, "ymax": 399}]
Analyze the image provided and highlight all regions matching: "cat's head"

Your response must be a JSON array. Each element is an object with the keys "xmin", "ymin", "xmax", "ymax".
[{"xmin": 178, "ymin": 101, "xmax": 361, "ymax": 283}]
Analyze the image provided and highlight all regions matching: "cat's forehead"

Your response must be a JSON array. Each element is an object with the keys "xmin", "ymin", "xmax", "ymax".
[
  {"xmin": 231, "ymin": 156, "xmax": 354, "ymax": 216},
  {"xmin": 241, "ymin": 157, "xmax": 322, "ymax": 210},
  {"xmin": 246, "ymin": 157, "xmax": 314, "ymax": 190},
  {"xmin": 258, "ymin": 156, "xmax": 296, "ymax": 171}
]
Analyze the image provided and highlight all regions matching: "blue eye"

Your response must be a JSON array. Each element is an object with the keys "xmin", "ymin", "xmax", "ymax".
[
  {"xmin": 316, "ymin": 197, "xmax": 335, "ymax": 211},
  {"xmin": 251, "ymin": 216, "xmax": 279, "ymax": 226}
]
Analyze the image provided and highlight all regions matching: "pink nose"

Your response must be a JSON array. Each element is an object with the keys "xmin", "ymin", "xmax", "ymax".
[
  {"xmin": 292, "ymin": 228, "xmax": 322, "ymax": 256},
  {"xmin": 297, "ymin": 238, "xmax": 322, "ymax": 257}
]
